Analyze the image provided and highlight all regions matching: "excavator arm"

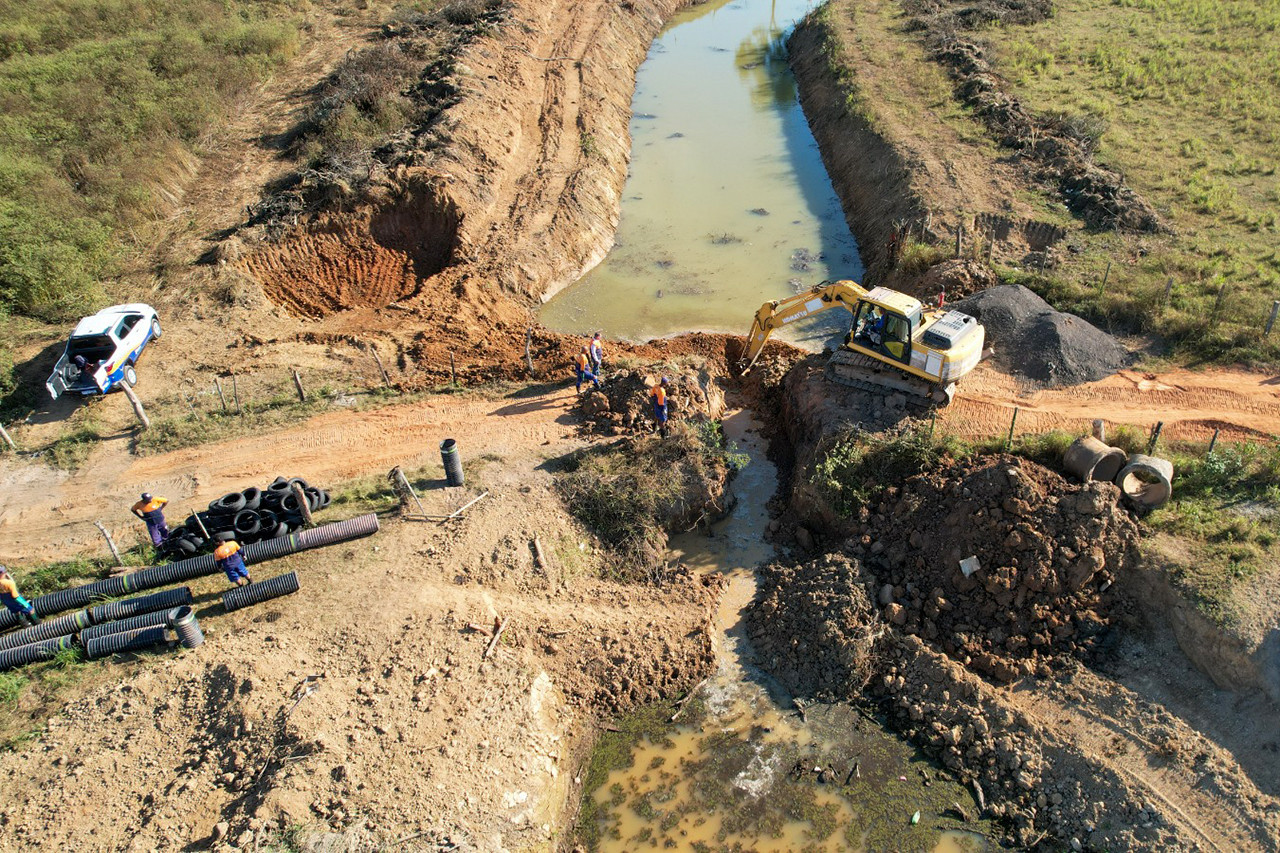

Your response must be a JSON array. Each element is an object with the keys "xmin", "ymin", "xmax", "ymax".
[{"xmin": 738, "ymin": 280, "xmax": 869, "ymax": 373}]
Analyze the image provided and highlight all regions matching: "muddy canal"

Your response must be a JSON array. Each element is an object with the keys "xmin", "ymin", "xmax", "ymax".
[
  {"xmin": 576, "ymin": 412, "xmax": 993, "ymax": 851},
  {"xmin": 539, "ymin": 0, "xmax": 861, "ymax": 347}
]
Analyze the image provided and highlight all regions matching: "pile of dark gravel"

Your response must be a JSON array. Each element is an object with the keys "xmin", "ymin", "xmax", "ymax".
[{"xmin": 952, "ymin": 285, "xmax": 1130, "ymax": 386}]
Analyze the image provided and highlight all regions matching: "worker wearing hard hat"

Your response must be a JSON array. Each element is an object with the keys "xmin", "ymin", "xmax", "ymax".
[
  {"xmin": 214, "ymin": 540, "xmax": 251, "ymax": 588},
  {"xmin": 650, "ymin": 376, "xmax": 671, "ymax": 438},
  {"xmin": 0, "ymin": 566, "xmax": 39, "ymax": 627},
  {"xmin": 131, "ymin": 493, "xmax": 170, "ymax": 546}
]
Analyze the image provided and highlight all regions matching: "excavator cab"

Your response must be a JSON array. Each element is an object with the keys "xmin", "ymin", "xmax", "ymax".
[{"xmin": 850, "ymin": 297, "xmax": 917, "ymax": 365}]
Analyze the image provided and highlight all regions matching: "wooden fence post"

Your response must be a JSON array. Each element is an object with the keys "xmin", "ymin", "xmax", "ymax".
[
  {"xmin": 525, "ymin": 327, "xmax": 535, "ymax": 376},
  {"xmin": 1211, "ymin": 283, "xmax": 1228, "ymax": 326},
  {"xmin": 1207, "ymin": 429, "xmax": 1220, "ymax": 456},
  {"xmin": 1091, "ymin": 419, "xmax": 1105, "ymax": 442},
  {"xmin": 1265, "ymin": 300, "xmax": 1280, "ymax": 337},
  {"xmin": 1097, "ymin": 261, "xmax": 1111, "ymax": 297},
  {"xmin": 450, "ymin": 352, "xmax": 457, "ymax": 387},
  {"xmin": 120, "ymin": 382, "xmax": 150, "ymax": 430},
  {"xmin": 292, "ymin": 370, "xmax": 306, "ymax": 402},
  {"xmin": 1146, "ymin": 421, "xmax": 1164, "ymax": 455},
  {"xmin": 0, "ymin": 423, "xmax": 16, "ymax": 453},
  {"xmin": 290, "ymin": 481, "xmax": 314, "ymax": 527},
  {"xmin": 232, "ymin": 375, "xmax": 242, "ymax": 415},
  {"xmin": 1163, "ymin": 276, "xmax": 1174, "ymax": 308},
  {"xmin": 94, "ymin": 521, "xmax": 124, "ymax": 567},
  {"xmin": 955, "ymin": 224, "xmax": 964, "ymax": 258},
  {"xmin": 214, "ymin": 377, "xmax": 228, "ymax": 412},
  {"xmin": 1005, "ymin": 406, "xmax": 1020, "ymax": 449},
  {"xmin": 371, "ymin": 346, "xmax": 391, "ymax": 388}
]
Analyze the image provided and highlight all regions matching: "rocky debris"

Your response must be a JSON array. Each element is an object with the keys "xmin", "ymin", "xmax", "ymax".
[
  {"xmin": 848, "ymin": 454, "xmax": 1138, "ymax": 682},
  {"xmin": 747, "ymin": 547, "xmax": 1280, "ymax": 851},
  {"xmin": 914, "ymin": 257, "xmax": 997, "ymax": 303},
  {"xmin": 575, "ymin": 366, "xmax": 724, "ymax": 436},
  {"xmin": 901, "ymin": 1, "xmax": 1163, "ymax": 233},
  {"xmin": 952, "ymin": 285, "xmax": 1130, "ymax": 386}
]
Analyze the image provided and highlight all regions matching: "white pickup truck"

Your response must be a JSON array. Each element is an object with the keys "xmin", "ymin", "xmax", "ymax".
[{"xmin": 46, "ymin": 304, "xmax": 162, "ymax": 400}]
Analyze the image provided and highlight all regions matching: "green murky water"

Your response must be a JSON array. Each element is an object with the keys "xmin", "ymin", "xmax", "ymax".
[
  {"xmin": 539, "ymin": 0, "xmax": 861, "ymax": 349},
  {"xmin": 576, "ymin": 413, "xmax": 993, "ymax": 851}
]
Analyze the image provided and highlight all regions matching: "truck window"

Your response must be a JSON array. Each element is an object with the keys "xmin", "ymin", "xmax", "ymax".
[{"xmin": 115, "ymin": 315, "xmax": 142, "ymax": 338}]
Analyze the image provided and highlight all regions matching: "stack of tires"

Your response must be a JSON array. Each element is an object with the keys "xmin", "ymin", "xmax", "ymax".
[{"xmin": 158, "ymin": 477, "xmax": 331, "ymax": 559}]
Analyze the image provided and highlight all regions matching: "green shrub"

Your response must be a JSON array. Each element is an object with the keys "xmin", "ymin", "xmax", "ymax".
[{"xmin": 812, "ymin": 428, "xmax": 953, "ymax": 517}]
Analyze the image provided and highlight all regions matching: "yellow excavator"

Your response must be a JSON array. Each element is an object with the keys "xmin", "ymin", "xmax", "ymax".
[{"xmin": 738, "ymin": 280, "xmax": 986, "ymax": 405}]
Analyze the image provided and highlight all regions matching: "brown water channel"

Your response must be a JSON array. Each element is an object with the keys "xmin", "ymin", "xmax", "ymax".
[
  {"xmin": 577, "ymin": 411, "xmax": 994, "ymax": 851},
  {"xmin": 539, "ymin": 0, "xmax": 860, "ymax": 348}
]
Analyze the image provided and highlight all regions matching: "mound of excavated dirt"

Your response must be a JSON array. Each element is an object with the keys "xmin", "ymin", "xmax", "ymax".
[
  {"xmin": 854, "ymin": 454, "xmax": 1137, "ymax": 683},
  {"xmin": 952, "ymin": 285, "xmax": 1129, "ymax": 386},
  {"xmin": 576, "ymin": 367, "xmax": 725, "ymax": 435}
]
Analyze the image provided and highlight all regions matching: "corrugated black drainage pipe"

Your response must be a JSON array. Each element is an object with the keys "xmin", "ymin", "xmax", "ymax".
[
  {"xmin": 222, "ymin": 572, "xmax": 300, "ymax": 612},
  {"xmin": 122, "ymin": 554, "xmax": 218, "ymax": 592},
  {"xmin": 0, "ymin": 635, "xmax": 74, "ymax": 672},
  {"xmin": 440, "ymin": 438, "xmax": 464, "ymax": 486},
  {"xmin": 88, "ymin": 587, "xmax": 193, "ymax": 625},
  {"xmin": 242, "ymin": 533, "xmax": 303, "ymax": 564},
  {"xmin": 0, "ymin": 574, "xmax": 131, "ymax": 631},
  {"xmin": 84, "ymin": 626, "xmax": 169, "ymax": 660},
  {"xmin": 0, "ymin": 610, "xmax": 92, "ymax": 652},
  {"xmin": 79, "ymin": 609, "xmax": 178, "ymax": 643},
  {"xmin": 295, "ymin": 513, "xmax": 380, "ymax": 550},
  {"xmin": 169, "ymin": 607, "xmax": 204, "ymax": 649}
]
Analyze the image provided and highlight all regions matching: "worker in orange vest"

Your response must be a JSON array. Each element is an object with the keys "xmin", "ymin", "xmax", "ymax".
[
  {"xmin": 588, "ymin": 331, "xmax": 605, "ymax": 375},
  {"xmin": 131, "ymin": 493, "xmax": 170, "ymax": 546},
  {"xmin": 0, "ymin": 566, "xmax": 39, "ymax": 627},
  {"xmin": 214, "ymin": 540, "xmax": 251, "ymax": 587},
  {"xmin": 650, "ymin": 376, "xmax": 671, "ymax": 438},
  {"xmin": 574, "ymin": 346, "xmax": 600, "ymax": 394}
]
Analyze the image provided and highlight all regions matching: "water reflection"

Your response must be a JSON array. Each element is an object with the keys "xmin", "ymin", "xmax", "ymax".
[{"xmin": 539, "ymin": 0, "xmax": 861, "ymax": 350}]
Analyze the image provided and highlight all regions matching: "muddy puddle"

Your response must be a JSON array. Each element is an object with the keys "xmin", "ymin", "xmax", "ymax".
[
  {"xmin": 539, "ymin": 0, "xmax": 861, "ymax": 348},
  {"xmin": 576, "ymin": 411, "xmax": 994, "ymax": 851}
]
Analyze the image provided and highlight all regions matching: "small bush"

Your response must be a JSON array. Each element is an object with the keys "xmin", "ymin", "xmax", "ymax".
[
  {"xmin": 897, "ymin": 240, "xmax": 950, "ymax": 276},
  {"xmin": 812, "ymin": 428, "xmax": 952, "ymax": 517}
]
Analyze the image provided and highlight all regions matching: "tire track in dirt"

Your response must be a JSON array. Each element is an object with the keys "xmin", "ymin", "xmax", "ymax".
[
  {"xmin": 943, "ymin": 367, "xmax": 1280, "ymax": 442},
  {"xmin": 0, "ymin": 390, "xmax": 582, "ymax": 563},
  {"xmin": 1012, "ymin": 682, "xmax": 1265, "ymax": 853}
]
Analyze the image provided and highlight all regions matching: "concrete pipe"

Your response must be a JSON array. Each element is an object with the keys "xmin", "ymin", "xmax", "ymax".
[
  {"xmin": 1063, "ymin": 435, "xmax": 1127, "ymax": 483},
  {"xmin": 1116, "ymin": 454, "xmax": 1174, "ymax": 510}
]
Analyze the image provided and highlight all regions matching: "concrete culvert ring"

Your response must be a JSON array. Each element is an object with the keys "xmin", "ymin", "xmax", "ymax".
[
  {"xmin": 1063, "ymin": 435, "xmax": 1127, "ymax": 483},
  {"xmin": 1116, "ymin": 453, "xmax": 1174, "ymax": 510}
]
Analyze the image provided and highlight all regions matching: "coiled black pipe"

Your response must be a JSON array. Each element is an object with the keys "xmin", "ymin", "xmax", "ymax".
[
  {"xmin": 222, "ymin": 572, "xmax": 299, "ymax": 612},
  {"xmin": 78, "ymin": 608, "xmax": 177, "ymax": 643},
  {"xmin": 296, "ymin": 513, "xmax": 379, "ymax": 549},
  {"xmin": 88, "ymin": 587, "xmax": 193, "ymax": 625},
  {"xmin": 0, "ymin": 635, "xmax": 74, "ymax": 673},
  {"xmin": 84, "ymin": 626, "xmax": 169, "ymax": 660},
  {"xmin": 0, "ymin": 610, "xmax": 92, "ymax": 652},
  {"xmin": 169, "ymin": 606, "xmax": 204, "ymax": 649}
]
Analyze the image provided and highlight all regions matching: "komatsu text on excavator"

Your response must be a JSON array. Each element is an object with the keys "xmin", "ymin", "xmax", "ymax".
[{"xmin": 738, "ymin": 280, "xmax": 986, "ymax": 405}]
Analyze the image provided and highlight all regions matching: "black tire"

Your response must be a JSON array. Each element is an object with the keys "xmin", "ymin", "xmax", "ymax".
[
  {"xmin": 150, "ymin": 317, "xmax": 162, "ymax": 339},
  {"xmin": 304, "ymin": 488, "xmax": 320, "ymax": 512},
  {"xmin": 241, "ymin": 487, "xmax": 262, "ymax": 511},
  {"xmin": 269, "ymin": 521, "xmax": 288, "ymax": 538},
  {"xmin": 216, "ymin": 492, "xmax": 247, "ymax": 513},
  {"xmin": 287, "ymin": 477, "xmax": 310, "ymax": 492},
  {"xmin": 233, "ymin": 510, "xmax": 261, "ymax": 537},
  {"xmin": 318, "ymin": 489, "xmax": 331, "ymax": 508},
  {"xmin": 174, "ymin": 538, "xmax": 197, "ymax": 555},
  {"xmin": 213, "ymin": 530, "xmax": 237, "ymax": 542},
  {"xmin": 280, "ymin": 493, "xmax": 300, "ymax": 513},
  {"xmin": 267, "ymin": 478, "xmax": 291, "ymax": 496}
]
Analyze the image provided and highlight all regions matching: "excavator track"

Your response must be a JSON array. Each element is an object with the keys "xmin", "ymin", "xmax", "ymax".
[{"xmin": 824, "ymin": 350, "xmax": 954, "ymax": 407}]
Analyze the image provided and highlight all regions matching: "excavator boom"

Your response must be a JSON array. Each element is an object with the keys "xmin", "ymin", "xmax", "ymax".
[{"xmin": 738, "ymin": 280, "xmax": 868, "ymax": 373}]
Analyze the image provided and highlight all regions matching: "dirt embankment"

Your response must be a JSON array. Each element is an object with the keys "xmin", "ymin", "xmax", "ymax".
[{"xmin": 0, "ymin": 396, "xmax": 725, "ymax": 851}]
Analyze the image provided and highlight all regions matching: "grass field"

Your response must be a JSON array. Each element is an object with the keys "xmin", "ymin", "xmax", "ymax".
[
  {"xmin": 0, "ymin": 0, "xmax": 301, "ymax": 323},
  {"xmin": 979, "ymin": 0, "xmax": 1280, "ymax": 364}
]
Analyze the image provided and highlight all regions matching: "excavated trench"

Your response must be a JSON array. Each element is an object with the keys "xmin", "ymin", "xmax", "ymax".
[{"xmin": 244, "ymin": 181, "xmax": 460, "ymax": 318}]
